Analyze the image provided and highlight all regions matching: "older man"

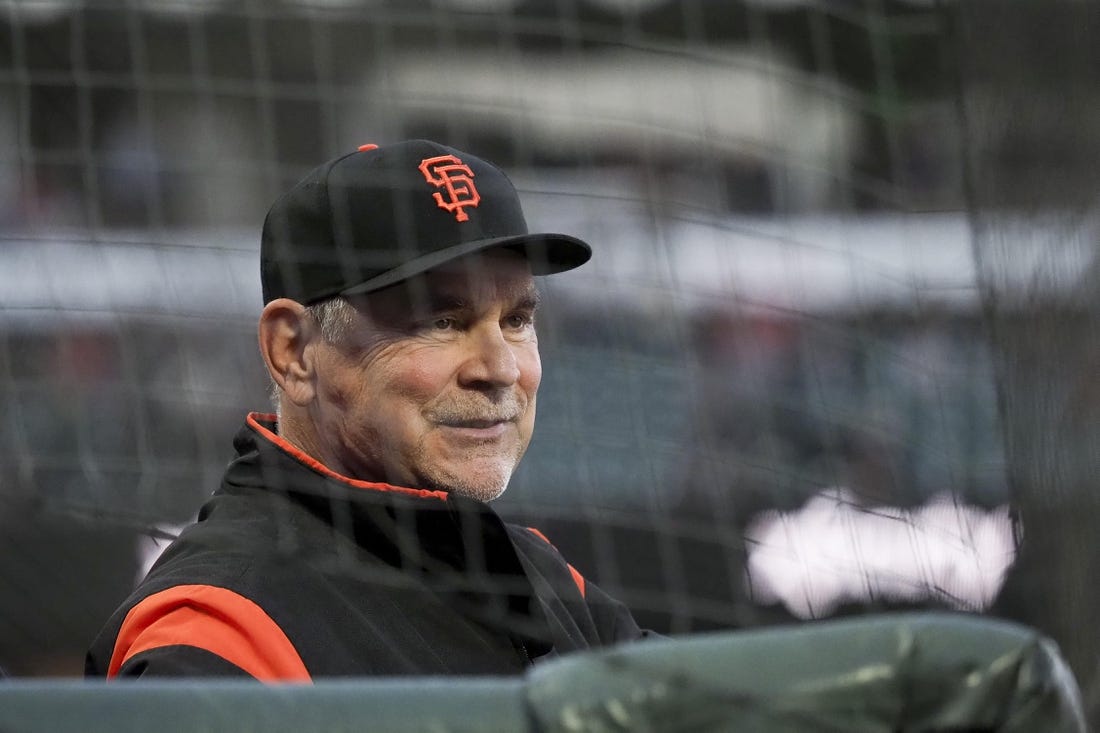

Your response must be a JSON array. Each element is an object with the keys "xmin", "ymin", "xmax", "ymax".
[{"xmin": 86, "ymin": 140, "xmax": 647, "ymax": 680}]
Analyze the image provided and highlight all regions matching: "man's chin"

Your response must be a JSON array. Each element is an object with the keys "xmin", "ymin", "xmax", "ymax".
[
  {"xmin": 425, "ymin": 464, "xmax": 513, "ymax": 503},
  {"xmin": 448, "ymin": 483, "xmax": 509, "ymax": 503},
  {"xmin": 412, "ymin": 441, "xmax": 522, "ymax": 500}
]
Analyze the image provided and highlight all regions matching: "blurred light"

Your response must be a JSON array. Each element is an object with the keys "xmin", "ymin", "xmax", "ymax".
[
  {"xmin": 744, "ymin": 488, "xmax": 1016, "ymax": 618},
  {"xmin": 741, "ymin": 0, "xmax": 806, "ymax": 8},
  {"xmin": 435, "ymin": 0, "xmax": 519, "ymax": 11},
  {"xmin": 0, "ymin": 0, "xmax": 76, "ymax": 23},
  {"xmin": 135, "ymin": 523, "xmax": 190, "ymax": 584},
  {"xmin": 584, "ymin": 0, "xmax": 667, "ymax": 12},
  {"xmin": 138, "ymin": 0, "xmax": 230, "ymax": 18},
  {"xmin": 296, "ymin": 0, "xmax": 387, "ymax": 10},
  {"xmin": 350, "ymin": 48, "xmax": 856, "ymax": 212}
]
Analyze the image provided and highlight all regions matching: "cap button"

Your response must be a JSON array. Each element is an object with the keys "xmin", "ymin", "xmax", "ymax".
[{"xmin": 357, "ymin": 143, "xmax": 379, "ymax": 152}]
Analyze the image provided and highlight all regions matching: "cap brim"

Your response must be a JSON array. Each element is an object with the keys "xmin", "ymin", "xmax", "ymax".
[{"xmin": 339, "ymin": 233, "xmax": 591, "ymax": 297}]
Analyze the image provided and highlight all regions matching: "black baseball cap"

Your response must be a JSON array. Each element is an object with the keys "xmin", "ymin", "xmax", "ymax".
[{"xmin": 260, "ymin": 139, "xmax": 592, "ymax": 304}]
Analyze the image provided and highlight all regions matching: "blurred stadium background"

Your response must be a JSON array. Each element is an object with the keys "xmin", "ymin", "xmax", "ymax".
[{"xmin": 0, "ymin": 0, "xmax": 1096, "ymax": 724}]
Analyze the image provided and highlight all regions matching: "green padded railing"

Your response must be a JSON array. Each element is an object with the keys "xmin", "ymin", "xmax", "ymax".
[{"xmin": 0, "ymin": 613, "xmax": 1086, "ymax": 732}]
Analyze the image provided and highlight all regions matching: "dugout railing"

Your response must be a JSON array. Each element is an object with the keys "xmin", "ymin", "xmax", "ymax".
[{"xmin": 0, "ymin": 613, "xmax": 1086, "ymax": 732}]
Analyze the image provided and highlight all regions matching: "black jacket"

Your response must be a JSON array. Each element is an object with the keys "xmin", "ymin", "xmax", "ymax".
[{"xmin": 86, "ymin": 414, "xmax": 646, "ymax": 680}]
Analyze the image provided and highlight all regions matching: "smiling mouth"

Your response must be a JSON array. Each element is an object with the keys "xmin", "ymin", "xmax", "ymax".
[{"xmin": 441, "ymin": 418, "xmax": 511, "ymax": 429}]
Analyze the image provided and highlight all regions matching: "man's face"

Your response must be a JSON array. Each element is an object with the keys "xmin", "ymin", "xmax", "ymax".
[{"xmin": 309, "ymin": 251, "xmax": 541, "ymax": 502}]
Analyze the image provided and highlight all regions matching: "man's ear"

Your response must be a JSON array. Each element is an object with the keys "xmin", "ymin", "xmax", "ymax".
[{"xmin": 258, "ymin": 298, "xmax": 318, "ymax": 406}]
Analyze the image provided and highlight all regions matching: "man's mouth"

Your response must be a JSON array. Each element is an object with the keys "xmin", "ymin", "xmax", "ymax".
[
  {"xmin": 440, "ymin": 417, "xmax": 511, "ymax": 429},
  {"xmin": 429, "ymin": 398, "xmax": 523, "ymax": 431}
]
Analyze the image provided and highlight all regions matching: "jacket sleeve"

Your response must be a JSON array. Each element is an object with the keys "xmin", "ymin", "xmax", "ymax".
[
  {"xmin": 520, "ymin": 526, "xmax": 659, "ymax": 645},
  {"xmin": 581, "ymin": 576, "xmax": 662, "ymax": 643},
  {"xmin": 108, "ymin": 645, "xmax": 256, "ymax": 678},
  {"xmin": 91, "ymin": 584, "xmax": 311, "ymax": 682}
]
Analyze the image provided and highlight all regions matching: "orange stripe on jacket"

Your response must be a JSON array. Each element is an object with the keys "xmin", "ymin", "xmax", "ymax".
[
  {"xmin": 108, "ymin": 584, "xmax": 311, "ymax": 682},
  {"xmin": 247, "ymin": 413, "xmax": 449, "ymax": 501},
  {"xmin": 526, "ymin": 527, "xmax": 586, "ymax": 599}
]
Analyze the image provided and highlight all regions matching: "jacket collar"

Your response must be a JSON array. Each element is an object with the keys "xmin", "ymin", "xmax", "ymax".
[
  {"xmin": 236, "ymin": 412, "xmax": 451, "ymax": 501},
  {"xmin": 220, "ymin": 413, "xmax": 554, "ymax": 655}
]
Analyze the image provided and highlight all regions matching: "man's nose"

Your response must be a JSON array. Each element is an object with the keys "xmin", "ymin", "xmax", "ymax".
[{"xmin": 458, "ymin": 323, "xmax": 521, "ymax": 389}]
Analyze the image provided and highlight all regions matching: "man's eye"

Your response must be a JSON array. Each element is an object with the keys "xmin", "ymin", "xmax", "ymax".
[
  {"xmin": 432, "ymin": 317, "xmax": 456, "ymax": 330},
  {"xmin": 504, "ymin": 314, "xmax": 533, "ymax": 329}
]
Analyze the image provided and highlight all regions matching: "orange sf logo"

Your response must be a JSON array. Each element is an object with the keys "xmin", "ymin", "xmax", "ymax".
[{"xmin": 418, "ymin": 155, "xmax": 481, "ymax": 222}]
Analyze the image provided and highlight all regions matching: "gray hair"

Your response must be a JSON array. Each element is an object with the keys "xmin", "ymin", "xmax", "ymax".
[
  {"xmin": 307, "ymin": 296, "xmax": 357, "ymax": 344},
  {"xmin": 270, "ymin": 296, "xmax": 358, "ymax": 416}
]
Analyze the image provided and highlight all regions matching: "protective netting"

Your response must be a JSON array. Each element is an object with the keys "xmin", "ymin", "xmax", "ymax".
[
  {"xmin": 0, "ymin": 0, "xmax": 1094, "ymax": 724},
  {"xmin": 953, "ymin": 0, "xmax": 1100, "ymax": 719}
]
